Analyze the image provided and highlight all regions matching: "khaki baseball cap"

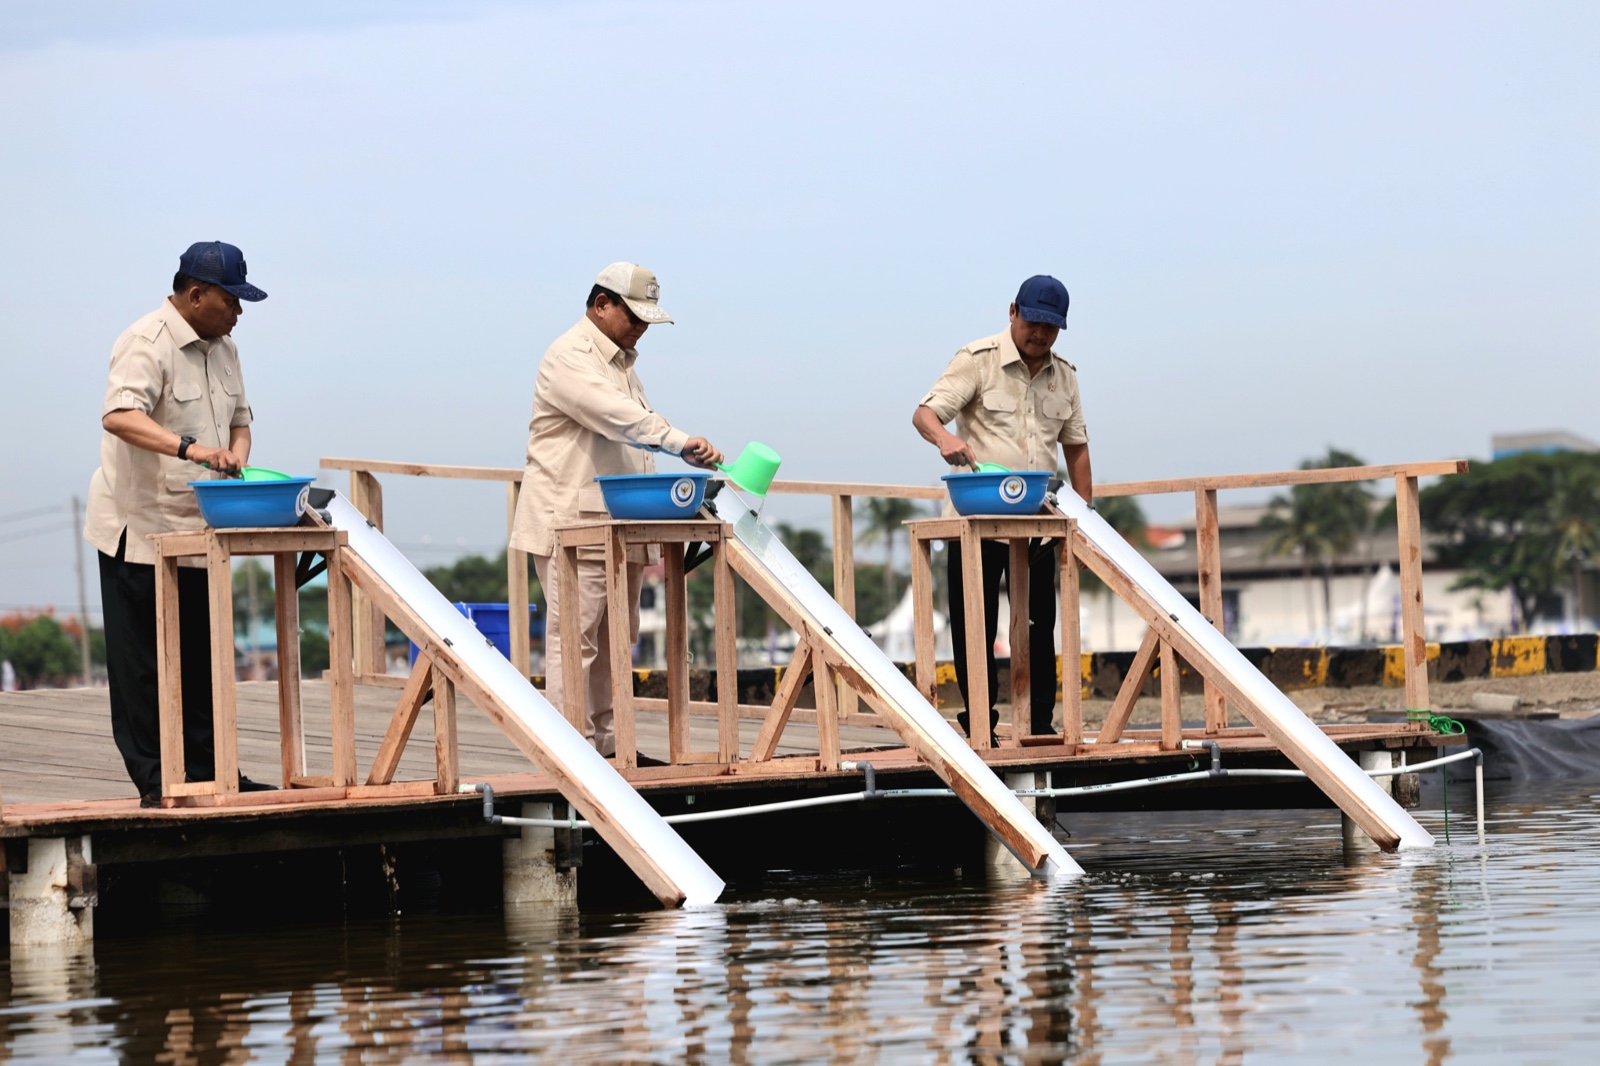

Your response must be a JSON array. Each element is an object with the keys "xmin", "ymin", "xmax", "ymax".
[{"xmin": 594, "ymin": 262, "xmax": 674, "ymax": 324}]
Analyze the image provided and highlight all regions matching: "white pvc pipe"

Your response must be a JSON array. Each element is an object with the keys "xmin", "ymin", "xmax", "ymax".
[{"xmin": 1054, "ymin": 491, "xmax": 1435, "ymax": 850}]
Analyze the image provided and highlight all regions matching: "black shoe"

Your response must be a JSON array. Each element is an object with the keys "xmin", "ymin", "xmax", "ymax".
[
  {"xmin": 139, "ymin": 791, "xmax": 162, "ymax": 809},
  {"xmin": 955, "ymin": 710, "xmax": 999, "ymax": 746},
  {"xmin": 238, "ymin": 775, "xmax": 275, "ymax": 792}
]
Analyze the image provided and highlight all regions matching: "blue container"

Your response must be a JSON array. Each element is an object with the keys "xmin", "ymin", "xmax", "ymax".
[
  {"xmin": 594, "ymin": 472, "xmax": 712, "ymax": 520},
  {"xmin": 941, "ymin": 471, "xmax": 1052, "ymax": 516},
  {"xmin": 409, "ymin": 602, "xmax": 540, "ymax": 665},
  {"xmin": 189, "ymin": 477, "xmax": 316, "ymax": 528}
]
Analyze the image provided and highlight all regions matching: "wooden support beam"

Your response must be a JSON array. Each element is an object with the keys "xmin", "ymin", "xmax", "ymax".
[
  {"xmin": 713, "ymin": 542, "xmax": 741, "ymax": 762},
  {"xmin": 959, "ymin": 520, "xmax": 990, "ymax": 750},
  {"xmin": 272, "ymin": 553, "xmax": 306, "ymax": 785},
  {"xmin": 207, "ymin": 534, "xmax": 240, "ymax": 795},
  {"xmin": 348, "ymin": 470, "xmax": 387, "ymax": 677},
  {"xmin": 813, "ymin": 657, "xmax": 841, "ymax": 771},
  {"xmin": 365, "ymin": 655, "xmax": 433, "ymax": 786},
  {"xmin": 1059, "ymin": 539, "xmax": 1083, "ymax": 746},
  {"xmin": 557, "ymin": 541, "xmax": 584, "ymax": 732},
  {"xmin": 1093, "ymin": 459, "xmax": 1469, "ymax": 498},
  {"xmin": 326, "ymin": 546, "xmax": 357, "ymax": 787},
  {"xmin": 1394, "ymin": 474, "xmax": 1430, "ymax": 712},
  {"xmin": 1159, "ymin": 639, "xmax": 1182, "ymax": 751},
  {"xmin": 506, "ymin": 481, "xmax": 530, "ymax": 679},
  {"xmin": 749, "ymin": 641, "xmax": 815, "ymax": 762},
  {"xmin": 1101, "ymin": 627, "xmax": 1160, "ymax": 744},
  {"xmin": 831, "ymin": 494, "xmax": 859, "ymax": 719},
  {"xmin": 1008, "ymin": 538, "xmax": 1031, "ymax": 744},
  {"xmin": 910, "ymin": 535, "xmax": 937, "ymax": 704},
  {"xmin": 1195, "ymin": 487, "xmax": 1228, "ymax": 733},
  {"xmin": 664, "ymin": 544, "xmax": 691, "ymax": 763},
  {"xmin": 606, "ymin": 528, "xmax": 637, "ymax": 769},
  {"xmin": 156, "ymin": 554, "xmax": 186, "ymax": 798},
  {"xmin": 433, "ymin": 665, "xmax": 459, "ymax": 794}
]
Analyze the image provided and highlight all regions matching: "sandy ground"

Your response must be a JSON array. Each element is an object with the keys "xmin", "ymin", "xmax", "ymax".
[{"xmin": 1078, "ymin": 670, "xmax": 1600, "ymax": 729}]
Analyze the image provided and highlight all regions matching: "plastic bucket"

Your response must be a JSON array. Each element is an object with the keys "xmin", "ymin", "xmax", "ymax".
[
  {"xmin": 409, "ymin": 602, "xmax": 540, "ymax": 665},
  {"xmin": 190, "ymin": 478, "xmax": 315, "ymax": 527},
  {"xmin": 717, "ymin": 442, "xmax": 782, "ymax": 496},
  {"xmin": 594, "ymin": 472, "xmax": 713, "ymax": 520},
  {"xmin": 941, "ymin": 471, "xmax": 1051, "ymax": 516}
]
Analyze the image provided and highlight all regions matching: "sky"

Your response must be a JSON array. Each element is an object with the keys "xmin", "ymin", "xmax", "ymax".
[{"xmin": 1, "ymin": 0, "xmax": 1596, "ymax": 620}]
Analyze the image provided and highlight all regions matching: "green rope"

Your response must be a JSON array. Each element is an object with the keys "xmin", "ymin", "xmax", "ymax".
[{"xmin": 1406, "ymin": 709, "xmax": 1465, "ymax": 843}]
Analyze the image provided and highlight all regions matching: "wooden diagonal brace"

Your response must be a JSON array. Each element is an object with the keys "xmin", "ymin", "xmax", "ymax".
[
  {"xmin": 366, "ymin": 654, "xmax": 433, "ymax": 785},
  {"xmin": 749, "ymin": 640, "xmax": 815, "ymax": 762},
  {"xmin": 1100, "ymin": 627, "xmax": 1159, "ymax": 744}
]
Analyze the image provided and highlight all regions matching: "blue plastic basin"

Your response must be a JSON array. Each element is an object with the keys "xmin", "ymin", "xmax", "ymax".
[
  {"xmin": 409, "ymin": 602, "xmax": 540, "ymax": 665},
  {"xmin": 594, "ymin": 472, "xmax": 712, "ymax": 520},
  {"xmin": 190, "ymin": 477, "xmax": 316, "ymax": 528},
  {"xmin": 942, "ymin": 471, "xmax": 1052, "ymax": 516}
]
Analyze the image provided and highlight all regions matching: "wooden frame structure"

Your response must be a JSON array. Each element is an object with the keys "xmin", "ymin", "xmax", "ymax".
[
  {"xmin": 906, "ymin": 515, "xmax": 1082, "ymax": 751},
  {"xmin": 151, "ymin": 524, "xmax": 463, "ymax": 808}
]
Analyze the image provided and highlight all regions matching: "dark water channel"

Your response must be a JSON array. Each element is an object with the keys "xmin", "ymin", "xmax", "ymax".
[{"xmin": 4, "ymin": 779, "xmax": 1599, "ymax": 1063}]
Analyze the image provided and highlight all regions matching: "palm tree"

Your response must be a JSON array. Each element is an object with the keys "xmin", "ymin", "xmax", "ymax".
[
  {"xmin": 1259, "ymin": 448, "xmax": 1373, "ymax": 638},
  {"xmin": 858, "ymin": 497, "xmax": 922, "ymax": 621}
]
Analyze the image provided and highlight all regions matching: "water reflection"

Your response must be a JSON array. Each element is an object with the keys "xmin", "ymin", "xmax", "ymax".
[{"xmin": 4, "ymin": 780, "xmax": 1600, "ymax": 1062}]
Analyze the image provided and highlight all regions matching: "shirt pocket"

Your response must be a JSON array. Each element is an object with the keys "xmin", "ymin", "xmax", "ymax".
[
  {"xmin": 167, "ymin": 377, "xmax": 207, "ymax": 436},
  {"xmin": 1040, "ymin": 395, "xmax": 1074, "ymax": 424},
  {"xmin": 577, "ymin": 486, "xmax": 608, "ymax": 516},
  {"xmin": 981, "ymin": 389, "xmax": 1018, "ymax": 416}
]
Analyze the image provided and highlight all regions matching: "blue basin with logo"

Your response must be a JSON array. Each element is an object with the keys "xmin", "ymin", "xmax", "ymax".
[
  {"xmin": 594, "ymin": 472, "xmax": 713, "ymax": 520},
  {"xmin": 189, "ymin": 477, "xmax": 316, "ymax": 528},
  {"xmin": 942, "ymin": 471, "xmax": 1051, "ymax": 516}
]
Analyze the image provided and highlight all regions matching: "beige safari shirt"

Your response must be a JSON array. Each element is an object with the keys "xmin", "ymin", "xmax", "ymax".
[
  {"xmin": 920, "ymin": 327, "xmax": 1088, "ymax": 476},
  {"xmin": 510, "ymin": 315, "xmax": 691, "ymax": 560},
  {"xmin": 84, "ymin": 300, "xmax": 253, "ymax": 567}
]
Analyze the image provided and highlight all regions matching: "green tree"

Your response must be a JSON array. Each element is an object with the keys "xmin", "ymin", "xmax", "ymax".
[
  {"xmin": 857, "ymin": 497, "xmax": 923, "ymax": 624},
  {"xmin": 0, "ymin": 614, "xmax": 81, "ymax": 688},
  {"xmin": 1259, "ymin": 448, "xmax": 1373, "ymax": 635},
  {"xmin": 424, "ymin": 549, "xmax": 544, "ymax": 608},
  {"xmin": 1420, "ymin": 451, "xmax": 1600, "ymax": 631}
]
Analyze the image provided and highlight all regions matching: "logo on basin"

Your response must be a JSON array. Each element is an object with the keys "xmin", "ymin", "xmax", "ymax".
[
  {"xmin": 294, "ymin": 485, "xmax": 311, "ymax": 516},
  {"xmin": 672, "ymin": 478, "xmax": 697, "ymax": 506},
  {"xmin": 999, "ymin": 475, "xmax": 1028, "ymax": 503}
]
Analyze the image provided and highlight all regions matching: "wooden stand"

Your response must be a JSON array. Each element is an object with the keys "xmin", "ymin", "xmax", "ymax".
[
  {"xmin": 907, "ymin": 515, "xmax": 1082, "ymax": 752},
  {"xmin": 555, "ymin": 520, "xmax": 740, "ymax": 771},
  {"xmin": 152, "ymin": 525, "xmax": 352, "ymax": 805}
]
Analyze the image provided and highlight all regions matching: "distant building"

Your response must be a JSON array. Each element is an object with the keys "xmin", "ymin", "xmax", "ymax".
[{"xmin": 1490, "ymin": 430, "xmax": 1599, "ymax": 460}]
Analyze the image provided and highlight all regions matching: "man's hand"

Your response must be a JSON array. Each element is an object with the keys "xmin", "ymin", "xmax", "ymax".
[
  {"xmin": 912, "ymin": 405, "xmax": 977, "ymax": 468},
  {"xmin": 680, "ymin": 437, "xmax": 724, "ymax": 469},
  {"xmin": 190, "ymin": 445, "xmax": 243, "ymax": 475}
]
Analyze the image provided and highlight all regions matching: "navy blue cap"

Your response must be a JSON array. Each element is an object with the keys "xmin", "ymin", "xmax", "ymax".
[
  {"xmin": 1014, "ymin": 275, "xmax": 1068, "ymax": 328},
  {"xmin": 177, "ymin": 241, "xmax": 267, "ymax": 302}
]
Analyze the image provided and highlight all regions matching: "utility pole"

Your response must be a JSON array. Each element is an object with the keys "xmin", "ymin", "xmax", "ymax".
[{"xmin": 71, "ymin": 494, "xmax": 92, "ymax": 686}]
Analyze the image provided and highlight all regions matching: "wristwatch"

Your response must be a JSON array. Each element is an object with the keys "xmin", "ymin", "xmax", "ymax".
[{"xmin": 177, "ymin": 435, "xmax": 196, "ymax": 461}]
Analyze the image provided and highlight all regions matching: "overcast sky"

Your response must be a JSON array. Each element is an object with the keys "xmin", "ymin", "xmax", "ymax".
[{"xmin": 2, "ymin": 0, "xmax": 1596, "ymax": 619}]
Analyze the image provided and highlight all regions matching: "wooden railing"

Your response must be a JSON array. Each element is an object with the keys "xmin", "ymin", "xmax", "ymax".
[{"xmin": 319, "ymin": 456, "xmax": 1466, "ymax": 718}]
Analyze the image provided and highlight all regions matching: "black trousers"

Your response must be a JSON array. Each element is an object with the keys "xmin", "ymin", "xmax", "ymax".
[
  {"xmin": 947, "ymin": 538, "xmax": 1060, "ymax": 738},
  {"xmin": 99, "ymin": 530, "xmax": 217, "ymax": 796}
]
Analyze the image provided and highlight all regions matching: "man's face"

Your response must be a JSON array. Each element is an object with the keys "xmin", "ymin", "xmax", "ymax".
[
  {"xmin": 1009, "ymin": 304, "xmax": 1059, "ymax": 361},
  {"xmin": 181, "ymin": 284, "xmax": 242, "ymax": 339},
  {"xmin": 590, "ymin": 294, "xmax": 650, "ymax": 350}
]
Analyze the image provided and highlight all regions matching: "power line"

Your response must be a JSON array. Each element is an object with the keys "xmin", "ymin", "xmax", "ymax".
[
  {"xmin": 0, "ymin": 520, "xmax": 74, "ymax": 545},
  {"xmin": 0, "ymin": 505, "xmax": 66, "ymax": 526}
]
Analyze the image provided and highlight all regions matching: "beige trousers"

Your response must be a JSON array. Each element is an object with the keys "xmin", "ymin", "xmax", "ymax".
[{"xmin": 532, "ymin": 552, "xmax": 642, "ymax": 757}]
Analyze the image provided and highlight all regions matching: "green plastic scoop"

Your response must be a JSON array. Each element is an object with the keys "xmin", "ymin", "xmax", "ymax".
[
  {"xmin": 717, "ymin": 442, "xmax": 782, "ymax": 496},
  {"xmin": 969, "ymin": 461, "xmax": 1010, "ymax": 473},
  {"xmin": 239, "ymin": 466, "xmax": 292, "ymax": 482}
]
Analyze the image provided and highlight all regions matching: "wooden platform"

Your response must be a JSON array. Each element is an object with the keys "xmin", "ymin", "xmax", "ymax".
[{"xmin": 0, "ymin": 682, "xmax": 1452, "ymax": 841}]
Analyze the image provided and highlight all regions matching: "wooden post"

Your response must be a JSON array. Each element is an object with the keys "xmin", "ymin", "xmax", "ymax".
[
  {"xmin": 433, "ymin": 665, "xmax": 459, "ymax": 795},
  {"xmin": 1059, "ymin": 526, "xmax": 1082, "ymax": 746},
  {"xmin": 207, "ymin": 533, "xmax": 240, "ymax": 795},
  {"xmin": 155, "ymin": 554, "xmax": 186, "ymax": 798},
  {"xmin": 326, "ymin": 545, "xmax": 357, "ymax": 787},
  {"xmin": 1008, "ymin": 538, "xmax": 1031, "ymax": 743},
  {"xmin": 506, "ymin": 481, "xmax": 530, "ymax": 678},
  {"xmin": 1394, "ymin": 474, "xmax": 1430, "ymax": 711},
  {"xmin": 750, "ymin": 640, "xmax": 813, "ymax": 761},
  {"xmin": 348, "ymin": 470, "xmax": 387, "ymax": 677},
  {"xmin": 664, "ymin": 544, "xmax": 691, "ymax": 763},
  {"xmin": 910, "ymin": 534, "xmax": 937, "ymax": 704},
  {"xmin": 558, "ymin": 541, "xmax": 584, "ymax": 731},
  {"xmin": 366, "ymin": 655, "xmax": 432, "ymax": 786},
  {"xmin": 960, "ymin": 522, "xmax": 990, "ymax": 749},
  {"xmin": 1159, "ymin": 639, "xmax": 1182, "ymax": 750},
  {"xmin": 1195, "ymin": 487, "xmax": 1227, "ymax": 733},
  {"xmin": 605, "ymin": 528, "xmax": 637, "ymax": 769},
  {"xmin": 272, "ymin": 553, "xmax": 306, "ymax": 785},
  {"xmin": 1101, "ymin": 626, "xmax": 1159, "ymax": 744},
  {"xmin": 713, "ymin": 541, "xmax": 741, "ymax": 762},
  {"xmin": 813, "ymin": 658, "xmax": 841, "ymax": 771},
  {"xmin": 831, "ymin": 494, "xmax": 858, "ymax": 718}
]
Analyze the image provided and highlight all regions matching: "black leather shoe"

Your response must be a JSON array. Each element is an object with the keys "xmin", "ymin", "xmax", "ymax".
[
  {"xmin": 139, "ymin": 791, "xmax": 162, "ymax": 809},
  {"xmin": 955, "ymin": 710, "xmax": 999, "ymax": 746},
  {"xmin": 238, "ymin": 775, "xmax": 275, "ymax": 792}
]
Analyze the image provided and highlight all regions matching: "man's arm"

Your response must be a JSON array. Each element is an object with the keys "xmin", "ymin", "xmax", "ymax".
[
  {"xmin": 229, "ymin": 425, "xmax": 252, "ymax": 467},
  {"xmin": 102, "ymin": 409, "xmax": 243, "ymax": 474},
  {"xmin": 1062, "ymin": 441, "xmax": 1092, "ymax": 504},
  {"xmin": 912, "ymin": 405, "xmax": 976, "ymax": 468}
]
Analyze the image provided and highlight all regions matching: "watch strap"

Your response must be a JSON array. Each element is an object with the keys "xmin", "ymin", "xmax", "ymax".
[{"xmin": 177, "ymin": 436, "xmax": 196, "ymax": 461}]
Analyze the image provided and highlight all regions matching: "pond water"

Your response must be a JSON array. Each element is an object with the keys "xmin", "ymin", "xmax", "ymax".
[{"xmin": 4, "ymin": 779, "xmax": 1599, "ymax": 1063}]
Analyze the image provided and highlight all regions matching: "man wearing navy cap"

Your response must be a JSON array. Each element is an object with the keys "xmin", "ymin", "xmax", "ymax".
[
  {"xmin": 84, "ymin": 241, "xmax": 272, "ymax": 805},
  {"xmin": 913, "ymin": 275, "xmax": 1092, "ymax": 745}
]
